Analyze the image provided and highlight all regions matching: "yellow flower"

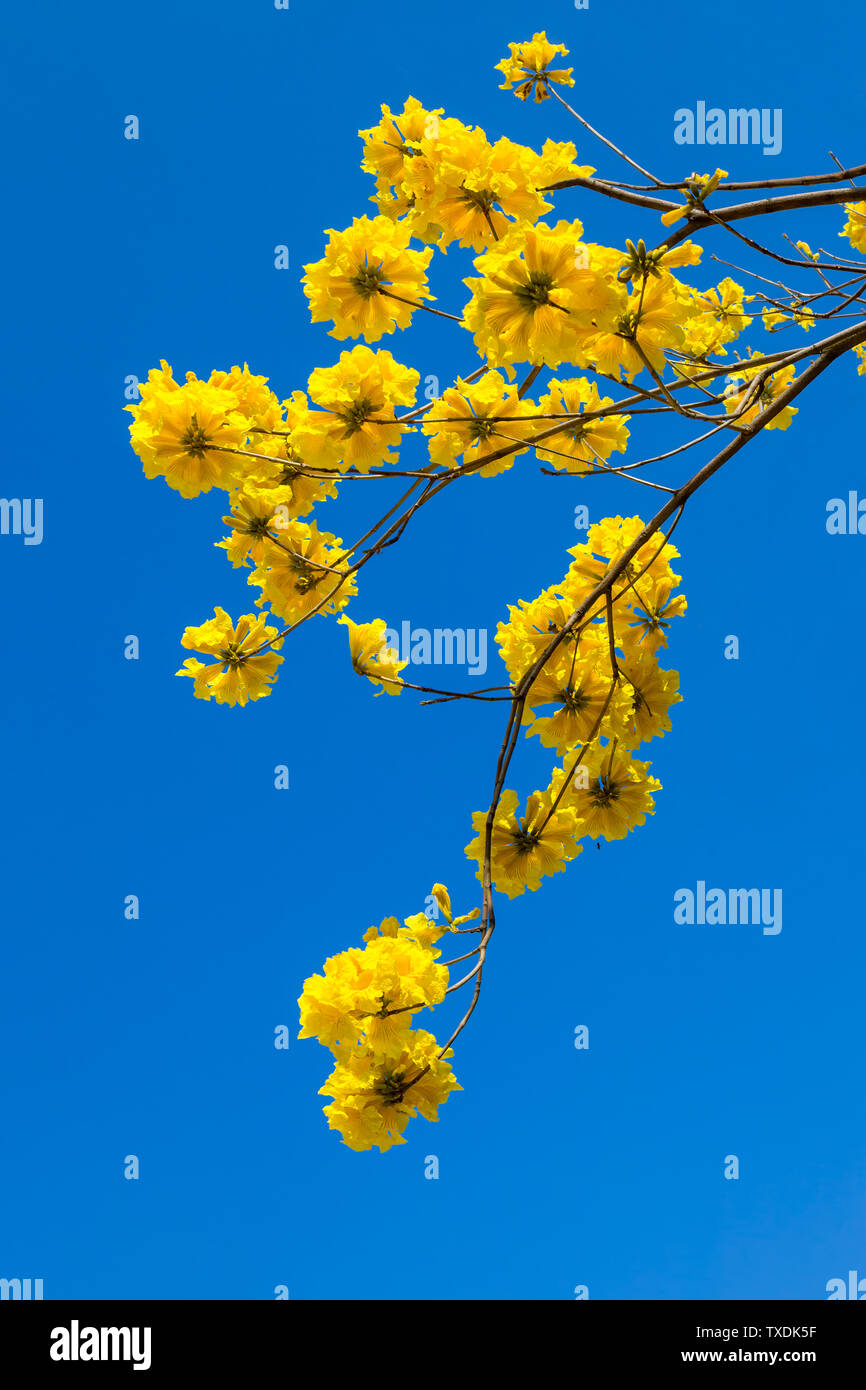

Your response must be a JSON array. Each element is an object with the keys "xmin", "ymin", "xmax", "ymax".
[
  {"xmin": 390, "ymin": 116, "xmax": 481, "ymax": 243},
  {"xmin": 660, "ymin": 169, "xmax": 729, "ymax": 226},
  {"xmin": 430, "ymin": 884, "xmax": 452, "ymax": 923},
  {"xmin": 319, "ymin": 1031, "xmax": 461, "ymax": 1153},
  {"xmin": 676, "ymin": 277, "xmax": 753, "ymax": 359},
  {"xmin": 791, "ymin": 302, "xmax": 816, "ymax": 332},
  {"xmin": 762, "ymin": 303, "xmax": 815, "ymax": 335},
  {"xmin": 292, "ymin": 346, "xmax": 418, "ymax": 473},
  {"xmin": 724, "ymin": 354, "xmax": 799, "ymax": 431},
  {"xmin": 248, "ymin": 519, "xmax": 356, "ymax": 623},
  {"xmin": 551, "ymin": 742, "xmax": 661, "ymax": 841},
  {"xmin": 496, "ymin": 588, "xmax": 588, "ymax": 682},
  {"xmin": 216, "ymin": 483, "xmax": 293, "ymax": 568},
  {"xmin": 616, "ymin": 238, "xmax": 703, "ymax": 290},
  {"xmin": 422, "ymin": 370, "xmax": 538, "ymax": 477},
  {"xmin": 298, "ymin": 947, "xmax": 378, "ymax": 1053},
  {"xmin": 535, "ymin": 378, "xmax": 630, "ymax": 473},
  {"xmin": 126, "ymin": 363, "xmax": 248, "ymax": 498},
  {"xmin": 620, "ymin": 575, "xmax": 688, "ymax": 653},
  {"xmin": 239, "ymin": 390, "xmax": 340, "ymax": 517},
  {"xmin": 464, "ymin": 788, "xmax": 582, "ymax": 898},
  {"xmin": 303, "ymin": 216, "xmax": 433, "ymax": 341},
  {"xmin": 839, "ymin": 201, "xmax": 866, "ymax": 254},
  {"xmin": 522, "ymin": 649, "xmax": 628, "ymax": 755},
  {"xmin": 463, "ymin": 221, "xmax": 619, "ymax": 369},
  {"xmin": 206, "ymin": 364, "xmax": 278, "ymax": 425},
  {"xmin": 587, "ymin": 275, "xmax": 690, "ymax": 381},
  {"xmin": 338, "ymin": 615, "xmax": 407, "ymax": 695},
  {"xmin": 176, "ymin": 608, "xmax": 283, "ymax": 706},
  {"xmin": 496, "ymin": 33, "xmax": 574, "ymax": 101},
  {"xmin": 358, "ymin": 108, "xmax": 597, "ymax": 253},
  {"xmin": 532, "ymin": 139, "xmax": 596, "ymax": 190},
  {"xmin": 358, "ymin": 96, "xmax": 445, "ymax": 221},
  {"xmin": 413, "ymin": 126, "xmax": 554, "ymax": 252},
  {"xmin": 566, "ymin": 514, "xmax": 683, "ymax": 618},
  {"xmin": 654, "ymin": 240, "xmax": 704, "ymax": 271},
  {"xmin": 299, "ymin": 935, "xmax": 448, "ymax": 1057},
  {"xmin": 362, "ymin": 910, "xmax": 451, "ymax": 951},
  {"xmin": 616, "ymin": 651, "xmax": 682, "ymax": 748}
]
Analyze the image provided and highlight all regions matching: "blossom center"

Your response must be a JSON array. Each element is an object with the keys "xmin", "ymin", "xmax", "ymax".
[
  {"xmin": 218, "ymin": 641, "xmax": 247, "ymax": 668},
  {"xmin": 590, "ymin": 776, "xmax": 621, "ymax": 808},
  {"xmin": 350, "ymin": 263, "xmax": 388, "ymax": 299},
  {"xmin": 513, "ymin": 270, "xmax": 556, "ymax": 307},
  {"xmin": 512, "ymin": 822, "xmax": 541, "ymax": 853},
  {"xmin": 467, "ymin": 416, "xmax": 497, "ymax": 441},
  {"xmin": 180, "ymin": 413, "xmax": 211, "ymax": 456},
  {"xmin": 459, "ymin": 186, "xmax": 497, "ymax": 214},
  {"xmin": 338, "ymin": 397, "xmax": 378, "ymax": 435},
  {"xmin": 562, "ymin": 683, "xmax": 591, "ymax": 713},
  {"xmin": 375, "ymin": 1071, "xmax": 408, "ymax": 1105}
]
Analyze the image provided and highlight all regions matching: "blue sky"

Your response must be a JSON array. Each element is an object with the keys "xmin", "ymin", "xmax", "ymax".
[{"xmin": 1, "ymin": 0, "xmax": 864, "ymax": 1300}]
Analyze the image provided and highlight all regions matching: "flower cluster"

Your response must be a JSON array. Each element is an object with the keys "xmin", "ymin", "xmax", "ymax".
[
  {"xmin": 298, "ymin": 886, "xmax": 478, "ymax": 1151},
  {"xmin": 465, "ymin": 515, "xmax": 683, "ymax": 899},
  {"xmin": 127, "ymin": 32, "xmax": 862, "ymax": 1150},
  {"xmin": 462, "ymin": 222, "xmax": 710, "ymax": 380},
  {"xmin": 126, "ymin": 31, "xmax": 821, "ymax": 719},
  {"xmin": 358, "ymin": 93, "xmax": 593, "ymax": 252},
  {"xmin": 125, "ymin": 349, "xmax": 426, "ymax": 703}
]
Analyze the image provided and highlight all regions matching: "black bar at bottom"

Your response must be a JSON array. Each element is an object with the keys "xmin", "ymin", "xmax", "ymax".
[{"xmin": 0, "ymin": 1299, "xmax": 862, "ymax": 1375}]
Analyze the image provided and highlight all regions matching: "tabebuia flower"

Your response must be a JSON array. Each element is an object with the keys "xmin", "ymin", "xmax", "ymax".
[
  {"xmin": 338, "ymin": 615, "xmax": 407, "ymax": 695},
  {"xmin": 126, "ymin": 363, "xmax": 248, "ymax": 498},
  {"xmin": 297, "ymin": 894, "xmax": 477, "ymax": 1150},
  {"xmin": 463, "ymin": 220, "xmax": 619, "ymax": 369},
  {"xmin": 291, "ymin": 345, "xmax": 419, "ymax": 473},
  {"xmin": 176, "ymin": 608, "xmax": 283, "ymax": 706},
  {"xmin": 302, "ymin": 216, "xmax": 433, "ymax": 341},
  {"xmin": 318, "ymin": 1031, "xmax": 461, "ymax": 1154},
  {"xmin": 495, "ymin": 32, "xmax": 575, "ymax": 102}
]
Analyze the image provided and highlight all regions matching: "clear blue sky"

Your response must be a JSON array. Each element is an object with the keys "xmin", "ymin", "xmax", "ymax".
[{"xmin": 1, "ymin": 0, "xmax": 864, "ymax": 1300}]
